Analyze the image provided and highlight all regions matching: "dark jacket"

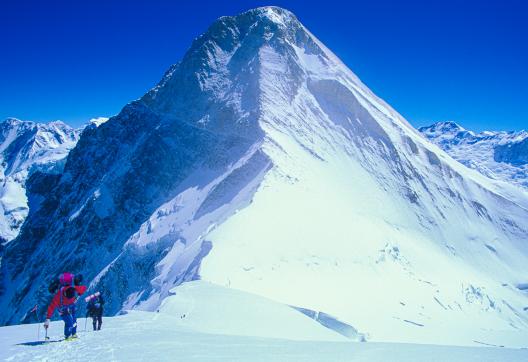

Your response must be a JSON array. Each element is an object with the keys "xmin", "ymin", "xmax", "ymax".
[{"xmin": 87, "ymin": 295, "xmax": 105, "ymax": 317}]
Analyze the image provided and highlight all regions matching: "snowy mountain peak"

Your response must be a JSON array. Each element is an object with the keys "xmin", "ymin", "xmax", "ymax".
[
  {"xmin": 0, "ymin": 118, "xmax": 34, "ymax": 137},
  {"xmin": 141, "ymin": 5, "xmax": 330, "ymax": 139},
  {"xmin": 225, "ymin": 6, "xmax": 299, "ymax": 26},
  {"xmin": 418, "ymin": 121, "xmax": 474, "ymax": 140},
  {"xmin": 2, "ymin": 117, "xmax": 26, "ymax": 126},
  {"xmin": 419, "ymin": 120, "xmax": 465, "ymax": 133},
  {"xmin": 0, "ymin": 118, "xmax": 81, "ymax": 243},
  {"xmin": 0, "ymin": 118, "xmax": 79, "ymax": 166},
  {"xmin": 1, "ymin": 117, "xmax": 75, "ymax": 137},
  {"xmin": 2, "ymin": 7, "xmax": 528, "ymax": 349}
]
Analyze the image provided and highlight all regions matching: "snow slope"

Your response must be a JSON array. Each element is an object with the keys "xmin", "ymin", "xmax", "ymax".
[
  {"xmin": 1, "ymin": 6, "xmax": 528, "ymax": 350},
  {"xmin": 420, "ymin": 121, "xmax": 528, "ymax": 190},
  {"xmin": 1, "ymin": 281, "xmax": 527, "ymax": 362},
  {"xmin": 156, "ymin": 281, "xmax": 350, "ymax": 341},
  {"xmin": 0, "ymin": 118, "xmax": 80, "ymax": 243}
]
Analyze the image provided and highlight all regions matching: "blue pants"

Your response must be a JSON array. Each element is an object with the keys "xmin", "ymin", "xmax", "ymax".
[{"xmin": 60, "ymin": 305, "xmax": 77, "ymax": 338}]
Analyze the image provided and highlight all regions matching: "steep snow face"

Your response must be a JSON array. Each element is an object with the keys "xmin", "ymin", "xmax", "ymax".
[
  {"xmin": 2, "ymin": 6, "xmax": 528, "ymax": 346},
  {"xmin": 0, "ymin": 118, "xmax": 80, "ymax": 243},
  {"xmin": 420, "ymin": 121, "xmax": 528, "ymax": 189}
]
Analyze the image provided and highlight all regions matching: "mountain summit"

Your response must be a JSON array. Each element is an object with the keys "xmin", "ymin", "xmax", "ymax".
[{"xmin": 1, "ymin": 7, "xmax": 527, "ymax": 346}]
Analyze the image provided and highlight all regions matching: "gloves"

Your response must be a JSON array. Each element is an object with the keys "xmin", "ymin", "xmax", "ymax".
[{"xmin": 44, "ymin": 319, "xmax": 50, "ymax": 329}]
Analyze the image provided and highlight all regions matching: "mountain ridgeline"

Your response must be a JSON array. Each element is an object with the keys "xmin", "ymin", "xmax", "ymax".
[{"xmin": 1, "ymin": 7, "xmax": 527, "ymax": 345}]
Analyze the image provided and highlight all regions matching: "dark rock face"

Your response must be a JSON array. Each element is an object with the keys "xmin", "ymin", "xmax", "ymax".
[
  {"xmin": 0, "ymin": 101, "xmax": 256, "ymax": 324},
  {"xmin": 1, "ymin": 8, "xmax": 295, "ymax": 324},
  {"xmin": 1, "ymin": 8, "xmax": 293, "ymax": 324}
]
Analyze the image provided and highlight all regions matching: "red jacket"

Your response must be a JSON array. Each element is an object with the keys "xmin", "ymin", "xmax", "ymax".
[{"xmin": 46, "ymin": 285, "xmax": 87, "ymax": 318}]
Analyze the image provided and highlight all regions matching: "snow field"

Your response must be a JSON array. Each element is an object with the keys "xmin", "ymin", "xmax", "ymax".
[{"xmin": 2, "ymin": 281, "xmax": 527, "ymax": 361}]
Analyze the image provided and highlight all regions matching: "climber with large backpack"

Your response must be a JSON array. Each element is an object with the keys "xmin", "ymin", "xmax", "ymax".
[{"xmin": 43, "ymin": 273, "xmax": 86, "ymax": 340}]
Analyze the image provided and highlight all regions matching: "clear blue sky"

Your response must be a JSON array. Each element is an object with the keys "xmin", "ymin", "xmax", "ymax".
[{"xmin": 1, "ymin": 0, "xmax": 527, "ymax": 131}]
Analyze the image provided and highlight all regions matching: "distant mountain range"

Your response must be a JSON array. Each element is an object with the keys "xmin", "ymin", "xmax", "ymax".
[
  {"xmin": 0, "ymin": 117, "xmax": 108, "ymax": 243},
  {"xmin": 419, "ymin": 121, "xmax": 528, "ymax": 190}
]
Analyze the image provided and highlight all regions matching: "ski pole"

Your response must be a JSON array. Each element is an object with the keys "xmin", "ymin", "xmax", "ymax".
[{"xmin": 84, "ymin": 316, "xmax": 88, "ymax": 332}]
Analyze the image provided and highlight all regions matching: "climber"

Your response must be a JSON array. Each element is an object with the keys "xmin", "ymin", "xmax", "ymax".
[
  {"xmin": 86, "ymin": 292, "xmax": 104, "ymax": 331},
  {"xmin": 43, "ymin": 273, "xmax": 86, "ymax": 340}
]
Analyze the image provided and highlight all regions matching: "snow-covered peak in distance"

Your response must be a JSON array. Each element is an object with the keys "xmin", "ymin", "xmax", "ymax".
[
  {"xmin": 419, "ymin": 121, "xmax": 471, "ymax": 137},
  {"xmin": 420, "ymin": 121, "xmax": 528, "ymax": 189},
  {"xmin": 0, "ymin": 118, "xmax": 81, "ymax": 243},
  {"xmin": 2, "ymin": 6, "xmax": 528, "ymax": 348},
  {"xmin": 0, "ymin": 117, "xmax": 80, "ymax": 181}
]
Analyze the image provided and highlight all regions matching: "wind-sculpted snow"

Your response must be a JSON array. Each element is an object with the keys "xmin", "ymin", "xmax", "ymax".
[{"xmin": 1, "ymin": 6, "xmax": 528, "ymax": 348}]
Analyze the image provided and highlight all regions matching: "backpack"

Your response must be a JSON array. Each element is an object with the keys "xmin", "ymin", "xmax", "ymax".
[
  {"xmin": 92, "ymin": 299, "xmax": 102, "ymax": 310},
  {"xmin": 48, "ymin": 273, "xmax": 83, "ymax": 294}
]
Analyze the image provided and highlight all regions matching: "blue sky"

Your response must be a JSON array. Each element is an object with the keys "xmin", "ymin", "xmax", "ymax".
[{"xmin": 1, "ymin": 0, "xmax": 527, "ymax": 131}]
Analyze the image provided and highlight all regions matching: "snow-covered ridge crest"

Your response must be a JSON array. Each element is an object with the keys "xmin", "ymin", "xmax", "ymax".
[{"xmin": 1, "ymin": 6, "xmax": 528, "ymax": 349}]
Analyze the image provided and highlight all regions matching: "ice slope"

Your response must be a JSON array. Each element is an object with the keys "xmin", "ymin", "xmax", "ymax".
[
  {"xmin": 1, "ymin": 6, "xmax": 528, "ymax": 349},
  {"xmin": 0, "ymin": 118, "xmax": 80, "ymax": 243},
  {"xmin": 1, "ymin": 281, "xmax": 527, "ymax": 362},
  {"xmin": 420, "ymin": 121, "xmax": 528, "ymax": 189}
]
